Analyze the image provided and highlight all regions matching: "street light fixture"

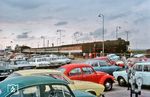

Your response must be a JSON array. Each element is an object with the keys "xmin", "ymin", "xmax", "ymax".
[
  {"xmin": 116, "ymin": 26, "xmax": 121, "ymax": 39},
  {"xmin": 98, "ymin": 14, "xmax": 105, "ymax": 56}
]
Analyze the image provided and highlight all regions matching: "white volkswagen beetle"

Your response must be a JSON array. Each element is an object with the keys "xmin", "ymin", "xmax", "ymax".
[{"xmin": 113, "ymin": 62, "xmax": 150, "ymax": 86}]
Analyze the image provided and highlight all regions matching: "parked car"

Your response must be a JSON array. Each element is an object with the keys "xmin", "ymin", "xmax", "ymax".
[
  {"xmin": 107, "ymin": 54, "xmax": 120, "ymax": 61},
  {"xmin": 10, "ymin": 59, "xmax": 36, "ymax": 70},
  {"xmin": 0, "ymin": 75, "xmax": 96, "ymax": 97},
  {"xmin": 58, "ymin": 63, "xmax": 115, "ymax": 91},
  {"xmin": 0, "ymin": 61, "xmax": 16, "ymax": 81},
  {"xmin": 6, "ymin": 69, "xmax": 104, "ymax": 97},
  {"xmin": 94, "ymin": 56, "xmax": 116, "ymax": 65},
  {"xmin": 85, "ymin": 59, "xmax": 121, "ymax": 75},
  {"xmin": 95, "ymin": 56, "xmax": 125, "ymax": 68},
  {"xmin": 113, "ymin": 62, "xmax": 150, "ymax": 86},
  {"xmin": 51, "ymin": 56, "xmax": 72, "ymax": 65}
]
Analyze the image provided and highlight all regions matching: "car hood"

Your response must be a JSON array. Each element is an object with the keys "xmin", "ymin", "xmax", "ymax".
[{"xmin": 73, "ymin": 90, "xmax": 96, "ymax": 97}]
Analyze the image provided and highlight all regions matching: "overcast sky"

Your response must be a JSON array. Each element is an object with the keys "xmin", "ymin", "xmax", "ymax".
[{"xmin": 0, "ymin": 0, "xmax": 150, "ymax": 49}]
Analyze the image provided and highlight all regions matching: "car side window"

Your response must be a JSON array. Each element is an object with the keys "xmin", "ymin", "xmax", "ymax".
[
  {"xmin": 91, "ymin": 62, "xmax": 99, "ymax": 67},
  {"xmin": 69, "ymin": 68, "xmax": 82, "ymax": 76},
  {"xmin": 82, "ymin": 67, "xmax": 94, "ymax": 74},
  {"xmin": 134, "ymin": 65, "xmax": 143, "ymax": 71},
  {"xmin": 144, "ymin": 65, "xmax": 150, "ymax": 72},
  {"xmin": 51, "ymin": 85, "xmax": 73, "ymax": 97},
  {"xmin": 10, "ymin": 86, "xmax": 40, "ymax": 97}
]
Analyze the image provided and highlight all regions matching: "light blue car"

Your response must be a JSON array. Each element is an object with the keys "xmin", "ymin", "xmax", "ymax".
[{"xmin": 113, "ymin": 62, "xmax": 150, "ymax": 86}]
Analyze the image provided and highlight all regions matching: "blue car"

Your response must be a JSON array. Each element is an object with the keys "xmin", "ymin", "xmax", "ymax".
[
  {"xmin": 85, "ymin": 59, "xmax": 121, "ymax": 75},
  {"xmin": 0, "ymin": 75, "xmax": 96, "ymax": 97}
]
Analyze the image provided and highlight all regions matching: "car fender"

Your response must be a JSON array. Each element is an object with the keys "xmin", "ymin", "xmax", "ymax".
[
  {"xmin": 99, "ymin": 74, "xmax": 114, "ymax": 84},
  {"xmin": 85, "ymin": 89, "xmax": 97, "ymax": 96}
]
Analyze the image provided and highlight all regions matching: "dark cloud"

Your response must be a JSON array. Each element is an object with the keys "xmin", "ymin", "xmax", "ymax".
[
  {"xmin": 55, "ymin": 6, "xmax": 70, "ymax": 12},
  {"xmin": 16, "ymin": 32, "xmax": 34, "ymax": 40},
  {"xmin": 55, "ymin": 21, "xmax": 68, "ymax": 26},
  {"xmin": 17, "ymin": 32, "xmax": 28, "ymax": 39},
  {"xmin": 2, "ymin": 0, "xmax": 45, "ymax": 10},
  {"xmin": 0, "ymin": 29, "xmax": 2, "ymax": 32}
]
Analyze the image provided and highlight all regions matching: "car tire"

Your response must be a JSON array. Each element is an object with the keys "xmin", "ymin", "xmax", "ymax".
[
  {"xmin": 118, "ymin": 77, "xmax": 126, "ymax": 86},
  {"xmin": 104, "ymin": 80, "xmax": 113, "ymax": 91}
]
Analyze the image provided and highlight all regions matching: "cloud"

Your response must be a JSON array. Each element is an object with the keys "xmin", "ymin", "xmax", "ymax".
[
  {"xmin": 2, "ymin": 0, "xmax": 45, "ymax": 10},
  {"xmin": 55, "ymin": 21, "xmax": 68, "ymax": 26},
  {"xmin": 16, "ymin": 32, "xmax": 34, "ymax": 40},
  {"xmin": 108, "ymin": 12, "xmax": 130, "ymax": 20},
  {"xmin": 133, "ymin": 16, "xmax": 150, "ymax": 24},
  {"xmin": 17, "ymin": 32, "xmax": 28, "ymax": 39}
]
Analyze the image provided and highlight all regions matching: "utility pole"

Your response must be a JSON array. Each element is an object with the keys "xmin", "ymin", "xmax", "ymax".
[{"xmin": 116, "ymin": 26, "xmax": 121, "ymax": 39}]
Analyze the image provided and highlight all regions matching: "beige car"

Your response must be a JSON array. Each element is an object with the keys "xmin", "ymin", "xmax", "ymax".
[{"xmin": 7, "ymin": 69, "xmax": 105, "ymax": 97}]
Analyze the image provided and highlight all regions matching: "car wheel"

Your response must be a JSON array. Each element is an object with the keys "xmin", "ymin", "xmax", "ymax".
[
  {"xmin": 104, "ymin": 80, "xmax": 112, "ymax": 91},
  {"xmin": 118, "ymin": 77, "xmax": 126, "ymax": 86}
]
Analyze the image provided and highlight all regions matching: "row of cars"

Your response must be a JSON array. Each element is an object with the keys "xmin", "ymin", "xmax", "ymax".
[
  {"xmin": 1, "ymin": 53, "xmax": 149, "ymax": 97},
  {"xmin": 0, "ymin": 54, "xmax": 123, "ymax": 97},
  {"xmin": 0, "ymin": 54, "xmax": 72, "ymax": 80}
]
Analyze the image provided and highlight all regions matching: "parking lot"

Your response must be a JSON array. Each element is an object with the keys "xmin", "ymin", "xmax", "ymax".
[
  {"xmin": 73, "ymin": 59, "xmax": 150, "ymax": 97},
  {"xmin": 105, "ymin": 82, "xmax": 150, "ymax": 97}
]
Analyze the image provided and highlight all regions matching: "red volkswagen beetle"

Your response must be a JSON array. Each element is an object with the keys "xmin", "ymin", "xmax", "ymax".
[{"xmin": 58, "ymin": 63, "xmax": 115, "ymax": 91}]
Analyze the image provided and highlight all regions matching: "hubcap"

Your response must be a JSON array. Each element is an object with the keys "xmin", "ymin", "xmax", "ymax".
[
  {"xmin": 119, "ymin": 78, "xmax": 125, "ymax": 85},
  {"xmin": 105, "ymin": 82, "xmax": 111, "ymax": 90}
]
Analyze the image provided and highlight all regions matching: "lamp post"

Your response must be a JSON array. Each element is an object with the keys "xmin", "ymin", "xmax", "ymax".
[
  {"xmin": 41, "ymin": 36, "xmax": 45, "ymax": 47},
  {"xmin": 57, "ymin": 29, "xmax": 65, "ymax": 46},
  {"xmin": 98, "ymin": 14, "xmax": 105, "ymax": 56},
  {"xmin": 125, "ymin": 31, "xmax": 129, "ymax": 41},
  {"xmin": 116, "ymin": 26, "xmax": 121, "ymax": 39}
]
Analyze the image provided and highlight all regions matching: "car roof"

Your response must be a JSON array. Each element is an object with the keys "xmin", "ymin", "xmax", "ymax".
[
  {"xmin": 0, "ymin": 75, "xmax": 68, "ymax": 96},
  {"xmin": 135, "ymin": 62, "xmax": 150, "ymax": 65},
  {"xmin": 14, "ymin": 69, "xmax": 62, "ymax": 76},
  {"xmin": 61, "ymin": 63, "xmax": 91, "ymax": 69}
]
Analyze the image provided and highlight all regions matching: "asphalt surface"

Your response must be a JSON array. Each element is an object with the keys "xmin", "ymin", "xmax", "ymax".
[
  {"xmin": 72, "ymin": 59, "xmax": 150, "ymax": 97},
  {"xmin": 105, "ymin": 82, "xmax": 150, "ymax": 97}
]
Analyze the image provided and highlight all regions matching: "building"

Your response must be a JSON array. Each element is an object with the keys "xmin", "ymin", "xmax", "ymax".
[{"xmin": 19, "ymin": 38, "xmax": 129, "ymax": 58}]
